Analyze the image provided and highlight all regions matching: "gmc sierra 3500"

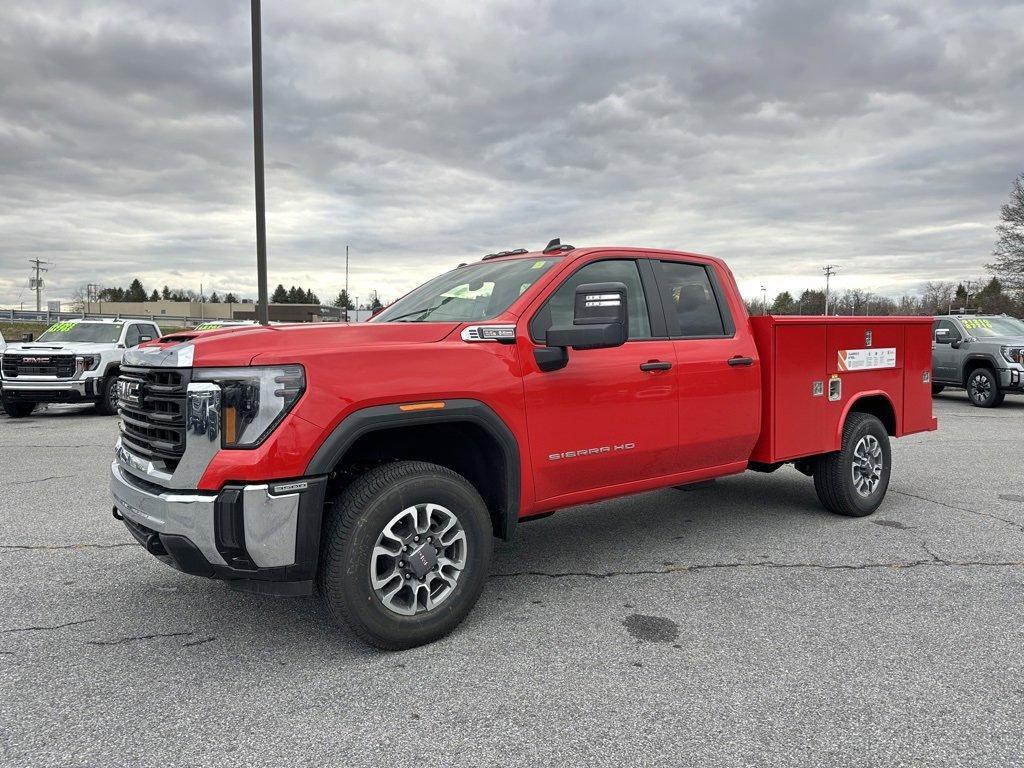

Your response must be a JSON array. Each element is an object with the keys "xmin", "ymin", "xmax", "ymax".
[{"xmin": 110, "ymin": 243, "xmax": 937, "ymax": 649}]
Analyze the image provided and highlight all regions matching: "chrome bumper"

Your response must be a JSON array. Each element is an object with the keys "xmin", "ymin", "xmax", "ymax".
[
  {"xmin": 1, "ymin": 379, "xmax": 89, "ymax": 392},
  {"xmin": 110, "ymin": 461, "xmax": 301, "ymax": 569}
]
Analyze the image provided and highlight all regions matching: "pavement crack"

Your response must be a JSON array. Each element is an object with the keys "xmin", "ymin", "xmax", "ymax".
[
  {"xmin": 892, "ymin": 488, "xmax": 1024, "ymax": 533},
  {"xmin": 491, "ymin": 558, "xmax": 1023, "ymax": 580},
  {"xmin": 1, "ymin": 474, "xmax": 74, "ymax": 488},
  {"xmin": 182, "ymin": 636, "xmax": 216, "ymax": 648},
  {"xmin": 3, "ymin": 619, "xmax": 96, "ymax": 634},
  {"xmin": 0, "ymin": 542, "xmax": 136, "ymax": 551},
  {"xmin": 87, "ymin": 631, "xmax": 193, "ymax": 646}
]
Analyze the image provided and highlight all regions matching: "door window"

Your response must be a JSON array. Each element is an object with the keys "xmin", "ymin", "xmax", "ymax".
[
  {"xmin": 657, "ymin": 261, "xmax": 730, "ymax": 338},
  {"xmin": 530, "ymin": 259, "xmax": 653, "ymax": 342},
  {"xmin": 934, "ymin": 319, "xmax": 960, "ymax": 343}
]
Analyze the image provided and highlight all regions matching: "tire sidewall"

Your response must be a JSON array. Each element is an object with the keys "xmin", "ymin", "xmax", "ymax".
[
  {"xmin": 96, "ymin": 376, "xmax": 119, "ymax": 415},
  {"xmin": 839, "ymin": 415, "xmax": 891, "ymax": 515},
  {"xmin": 325, "ymin": 470, "xmax": 492, "ymax": 647}
]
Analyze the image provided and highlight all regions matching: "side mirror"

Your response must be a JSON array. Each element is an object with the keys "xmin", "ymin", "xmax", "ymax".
[
  {"xmin": 21, "ymin": 333, "xmax": 33, "ymax": 342},
  {"xmin": 950, "ymin": 338, "xmax": 962, "ymax": 349},
  {"xmin": 535, "ymin": 282, "xmax": 629, "ymax": 375},
  {"xmin": 934, "ymin": 329, "xmax": 950, "ymax": 344}
]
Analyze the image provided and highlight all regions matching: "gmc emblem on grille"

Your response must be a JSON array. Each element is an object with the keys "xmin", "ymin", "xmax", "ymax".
[
  {"xmin": 22, "ymin": 357, "xmax": 50, "ymax": 363},
  {"xmin": 118, "ymin": 380, "xmax": 142, "ymax": 405}
]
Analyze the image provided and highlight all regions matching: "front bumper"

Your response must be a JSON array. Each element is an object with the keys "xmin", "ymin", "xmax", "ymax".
[
  {"xmin": 1, "ymin": 378, "xmax": 99, "ymax": 403},
  {"xmin": 998, "ymin": 367, "xmax": 1024, "ymax": 392},
  {"xmin": 110, "ymin": 461, "xmax": 326, "ymax": 595}
]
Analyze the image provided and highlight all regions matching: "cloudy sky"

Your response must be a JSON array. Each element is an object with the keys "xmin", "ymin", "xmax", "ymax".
[{"xmin": 1, "ymin": 0, "xmax": 1022, "ymax": 308}]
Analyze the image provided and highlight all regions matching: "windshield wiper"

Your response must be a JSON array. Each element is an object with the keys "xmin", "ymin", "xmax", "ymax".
[{"xmin": 386, "ymin": 296, "xmax": 456, "ymax": 322}]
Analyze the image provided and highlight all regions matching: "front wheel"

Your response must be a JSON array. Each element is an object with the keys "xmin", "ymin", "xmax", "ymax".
[
  {"xmin": 966, "ymin": 368, "xmax": 1004, "ymax": 408},
  {"xmin": 813, "ymin": 412, "xmax": 891, "ymax": 517},
  {"xmin": 2, "ymin": 398, "xmax": 36, "ymax": 418},
  {"xmin": 318, "ymin": 461, "xmax": 493, "ymax": 650},
  {"xmin": 95, "ymin": 376, "xmax": 119, "ymax": 415}
]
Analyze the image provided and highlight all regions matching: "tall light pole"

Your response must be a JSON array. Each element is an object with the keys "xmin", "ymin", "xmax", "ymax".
[
  {"xmin": 345, "ymin": 245, "xmax": 350, "ymax": 322},
  {"xmin": 761, "ymin": 285, "xmax": 767, "ymax": 315},
  {"xmin": 822, "ymin": 264, "xmax": 837, "ymax": 315},
  {"xmin": 251, "ymin": 0, "xmax": 270, "ymax": 325}
]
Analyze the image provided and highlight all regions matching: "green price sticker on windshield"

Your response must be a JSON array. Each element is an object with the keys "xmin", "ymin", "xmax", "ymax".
[
  {"xmin": 532, "ymin": 261, "xmax": 548, "ymax": 269},
  {"xmin": 962, "ymin": 318, "xmax": 992, "ymax": 330},
  {"xmin": 46, "ymin": 321, "xmax": 76, "ymax": 334}
]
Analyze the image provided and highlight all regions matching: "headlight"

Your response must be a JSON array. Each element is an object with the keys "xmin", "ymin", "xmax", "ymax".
[
  {"xmin": 193, "ymin": 365, "xmax": 305, "ymax": 448},
  {"xmin": 76, "ymin": 355, "xmax": 100, "ymax": 371},
  {"xmin": 1001, "ymin": 346, "xmax": 1024, "ymax": 365}
]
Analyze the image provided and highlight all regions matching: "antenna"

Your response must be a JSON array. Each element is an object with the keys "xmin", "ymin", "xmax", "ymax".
[{"xmin": 250, "ymin": 0, "xmax": 269, "ymax": 325}]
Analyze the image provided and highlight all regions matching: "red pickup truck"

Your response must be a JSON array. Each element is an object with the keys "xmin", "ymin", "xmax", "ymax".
[{"xmin": 110, "ymin": 244, "xmax": 936, "ymax": 649}]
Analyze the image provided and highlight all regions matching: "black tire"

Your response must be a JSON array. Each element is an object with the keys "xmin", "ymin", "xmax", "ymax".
[
  {"xmin": 965, "ymin": 368, "xmax": 1004, "ymax": 408},
  {"xmin": 318, "ymin": 461, "xmax": 493, "ymax": 650},
  {"xmin": 813, "ymin": 412, "xmax": 891, "ymax": 517},
  {"xmin": 95, "ymin": 376, "xmax": 119, "ymax": 415},
  {"xmin": 2, "ymin": 399, "xmax": 36, "ymax": 418},
  {"xmin": 931, "ymin": 384, "xmax": 945, "ymax": 395}
]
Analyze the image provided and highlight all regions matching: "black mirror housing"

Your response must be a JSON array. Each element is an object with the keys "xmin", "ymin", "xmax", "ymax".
[
  {"xmin": 545, "ymin": 282, "xmax": 628, "ymax": 351},
  {"xmin": 21, "ymin": 333, "xmax": 33, "ymax": 342}
]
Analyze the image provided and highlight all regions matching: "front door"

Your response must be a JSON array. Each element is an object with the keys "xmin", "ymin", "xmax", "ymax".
[
  {"xmin": 520, "ymin": 257, "xmax": 678, "ymax": 504},
  {"xmin": 932, "ymin": 319, "xmax": 962, "ymax": 383}
]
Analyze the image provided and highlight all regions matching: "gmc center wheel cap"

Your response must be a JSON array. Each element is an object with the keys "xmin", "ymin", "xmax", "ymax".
[{"xmin": 369, "ymin": 503, "xmax": 467, "ymax": 616}]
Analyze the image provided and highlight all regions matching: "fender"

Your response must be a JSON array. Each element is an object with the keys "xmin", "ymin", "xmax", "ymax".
[
  {"xmin": 836, "ymin": 390, "xmax": 897, "ymax": 445},
  {"xmin": 305, "ymin": 398, "xmax": 521, "ymax": 540},
  {"xmin": 960, "ymin": 353, "xmax": 1002, "ymax": 384}
]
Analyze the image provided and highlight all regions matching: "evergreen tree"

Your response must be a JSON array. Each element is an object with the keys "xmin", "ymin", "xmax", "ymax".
[
  {"xmin": 126, "ymin": 279, "xmax": 147, "ymax": 302},
  {"xmin": 161, "ymin": 285, "xmax": 172, "ymax": 300},
  {"xmin": 332, "ymin": 290, "xmax": 354, "ymax": 310},
  {"xmin": 272, "ymin": 284, "xmax": 289, "ymax": 303},
  {"xmin": 149, "ymin": 289, "xmax": 160, "ymax": 301},
  {"xmin": 370, "ymin": 294, "xmax": 384, "ymax": 312},
  {"xmin": 286, "ymin": 286, "xmax": 302, "ymax": 303},
  {"xmin": 770, "ymin": 291, "xmax": 796, "ymax": 314},
  {"xmin": 224, "ymin": 292, "xmax": 238, "ymax": 303},
  {"xmin": 209, "ymin": 291, "xmax": 220, "ymax": 303}
]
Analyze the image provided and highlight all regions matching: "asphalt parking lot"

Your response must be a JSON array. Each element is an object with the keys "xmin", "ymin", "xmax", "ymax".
[{"xmin": 1, "ymin": 393, "xmax": 1022, "ymax": 767}]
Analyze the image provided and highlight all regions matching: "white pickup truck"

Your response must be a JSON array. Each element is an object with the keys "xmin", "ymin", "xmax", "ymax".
[{"xmin": 1, "ymin": 318, "xmax": 161, "ymax": 417}]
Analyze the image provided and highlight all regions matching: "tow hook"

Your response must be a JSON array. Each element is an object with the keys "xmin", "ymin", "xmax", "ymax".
[{"xmin": 111, "ymin": 506, "xmax": 123, "ymax": 521}]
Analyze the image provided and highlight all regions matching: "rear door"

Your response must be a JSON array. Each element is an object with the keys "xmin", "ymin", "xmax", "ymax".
[
  {"xmin": 652, "ymin": 258, "xmax": 760, "ymax": 471},
  {"xmin": 520, "ymin": 256, "xmax": 679, "ymax": 503}
]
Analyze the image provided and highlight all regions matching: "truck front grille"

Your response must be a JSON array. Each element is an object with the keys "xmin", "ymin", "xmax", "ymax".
[
  {"xmin": 117, "ymin": 366, "xmax": 191, "ymax": 468},
  {"xmin": 1, "ymin": 354, "xmax": 76, "ymax": 378}
]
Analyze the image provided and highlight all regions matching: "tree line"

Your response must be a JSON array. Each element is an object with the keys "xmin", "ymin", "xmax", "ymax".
[{"xmin": 748, "ymin": 172, "xmax": 1024, "ymax": 318}]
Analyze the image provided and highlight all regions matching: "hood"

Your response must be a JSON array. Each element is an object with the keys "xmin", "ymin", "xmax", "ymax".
[
  {"xmin": 130, "ymin": 321, "xmax": 460, "ymax": 368},
  {"xmin": 3, "ymin": 341, "xmax": 116, "ymax": 355},
  {"xmin": 969, "ymin": 335, "xmax": 1024, "ymax": 345}
]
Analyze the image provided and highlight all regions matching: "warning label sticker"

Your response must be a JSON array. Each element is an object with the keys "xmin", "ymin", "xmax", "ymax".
[{"xmin": 838, "ymin": 347, "xmax": 896, "ymax": 371}]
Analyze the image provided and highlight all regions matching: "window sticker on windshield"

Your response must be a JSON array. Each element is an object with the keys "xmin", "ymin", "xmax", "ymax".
[
  {"xmin": 532, "ymin": 261, "xmax": 548, "ymax": 269},
  {"xmin": 46, "ymin": 321, "xmax": 76, "ymax": 334},
  {"xmin": 962, "ymin": 318, "xmax": 992, "ymax": 330}
]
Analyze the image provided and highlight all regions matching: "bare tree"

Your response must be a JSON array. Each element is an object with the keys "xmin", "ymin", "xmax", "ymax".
[
  {"xmin": 988, "ymin": 173, "xmax": 1024, "ymax": 291},
  {"xmin": 921, "ymin": 281, "xmax": 956, "ymax": 314}
]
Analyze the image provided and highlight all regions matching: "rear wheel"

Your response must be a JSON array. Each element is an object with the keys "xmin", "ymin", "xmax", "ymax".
[
  {"xmin": 966, "ymin": 368, "xmax": 1003, "ymax": 408},
  {"xmin": 318, "ymin": 461, "xmax": 493, "ymax": 650},
  {"xmin": 95, "ymin": 376, "xmax": 119, "ymax": 415},
  {"xmin": 2, "ymin": 399, "xmax": 36, "ymax": 418},
  {"xmin": 813, "ymin": 412, "xmax": 891, "ymax": 517}
]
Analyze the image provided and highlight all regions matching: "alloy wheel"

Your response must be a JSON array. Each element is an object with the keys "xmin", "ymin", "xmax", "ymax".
[{"xmin": 851, "ymin": 434, "xmax": 883, "ymax": 497}]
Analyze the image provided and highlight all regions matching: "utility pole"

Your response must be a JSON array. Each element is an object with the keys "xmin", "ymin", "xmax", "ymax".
[
  {"xmin": 761, "ymin": 285, "xmax": 767, "ymax": 316},
  {"xmin": 345, "ymin": 245, "xmax": 350, "ymax": 322},
  {"xmin": 822, "ymin": 265, "xmax": 837, "ymax": 315},
  {"xmin": 964, "ymin": 279, "xmax": 977, "ymax": 311},
  {"xmin": 250, "ymin": 0, "xmax": 270, "ymax": 325},
  {"xmin": 29, "ymin": 259, "xmax": 49, "ymax": 312}
]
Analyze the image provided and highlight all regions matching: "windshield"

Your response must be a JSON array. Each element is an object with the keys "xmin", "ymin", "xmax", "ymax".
[
  {"xmin": 960, "ymin": 316, "xmax": 1024, "ymax": 337},
  {"xmin": 36, "ymin": 322, "xmax": 122, "ymax": 344},
  {"xmin": 373, "ymin": 258, "xmax": 559, "ymax": 323}
]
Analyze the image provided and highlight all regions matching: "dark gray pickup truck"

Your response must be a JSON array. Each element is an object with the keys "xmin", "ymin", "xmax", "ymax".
[{"xmin": 931, "ymin": 314, "xmax": 1024, "ymax": 407}]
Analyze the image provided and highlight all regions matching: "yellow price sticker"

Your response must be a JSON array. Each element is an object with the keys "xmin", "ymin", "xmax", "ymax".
[{"xmin": 532, "ymin": 261, "xmax": 548, "ymax": 269}]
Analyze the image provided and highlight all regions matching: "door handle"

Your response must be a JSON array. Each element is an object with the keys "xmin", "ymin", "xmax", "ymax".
[
  {"xmin": 640, "ymin": 361, "xmax": 673, "ymax": 371},
  {"xmin": 727, "ymin": 356, "xmax": 754, "ymax": 367}
]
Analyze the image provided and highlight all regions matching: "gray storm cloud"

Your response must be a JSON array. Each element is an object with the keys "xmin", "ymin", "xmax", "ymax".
[{"xmin": 1, "ymin": 0, "xmax": 1022, "ymax": 306}]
